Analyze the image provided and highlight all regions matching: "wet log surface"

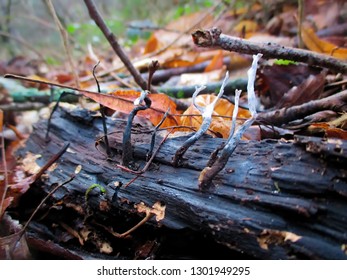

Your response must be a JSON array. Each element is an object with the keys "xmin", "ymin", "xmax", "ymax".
[{"xmin": 15, "ymin": 106, "xmax": 347, "ymax": 259}]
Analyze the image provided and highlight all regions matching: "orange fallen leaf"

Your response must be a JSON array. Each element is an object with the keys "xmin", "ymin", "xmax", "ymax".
[
  {"xmin": 80, "ymin": 89, "xmax": 179, "ymax": 127},
  {"xmin": 204, "ymin": 50, "xmax": 224, "ymax": 72},
  {"xmin": 308, "ymin": 123, "xmax": 347, "ymax": 140},
  {"xmin": 181, "ymin": 94, "xmax": 251, "ymax": 138},
  {"xmin": 143, "ymin": 33, "xmax": 161, "ymax": 54},
  {"xmin": 301, "ymin": 26, "xmax": 347, "ymax": 59}
]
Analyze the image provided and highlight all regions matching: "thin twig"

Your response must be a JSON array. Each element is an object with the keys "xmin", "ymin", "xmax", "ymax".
[
  {"xmin": 92, "ymin": 62, "xmax": 111, "ymax": 157},
  {"xmin": 83, "ymin": 0, "xmax": 149, "ymax": 91},
  {"xmin": 4, "ymin": 74, "xmax": 176, "ymax": 123},
  {"xmin": 192, "ymin": 27, "xmax": 347, "ymax": 73},
  {"xmin": 118, "ymin": 123, "xmax": 173, "ymax": 177},
  {"xmin": 147, "ymin": 108, "xmax": 169, "ymax": 160},
  {"xmin": 44, "ymin": 0, "xmax": 80, "ymax": 87},
  {"xmin": 15, "ymin": 163, "xmax": 80, "ymax": 248},
  {"xmin": 87, "ymin": 43, "xmax": 134, "ymax": 88},
  {"xmin": 0, "ymin": 110, "xmax": 9, "ymax": 219}
]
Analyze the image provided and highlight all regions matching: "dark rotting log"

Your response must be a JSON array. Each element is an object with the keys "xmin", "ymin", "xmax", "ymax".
[{"xmin": 14, "ymin": 106, "xmax": 347, "ymax": 259}]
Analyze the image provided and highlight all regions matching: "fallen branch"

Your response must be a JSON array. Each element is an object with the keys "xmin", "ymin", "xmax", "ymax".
[{"xmin": 192, "ymin": 27, "xmax": 347, "ymax": 73}]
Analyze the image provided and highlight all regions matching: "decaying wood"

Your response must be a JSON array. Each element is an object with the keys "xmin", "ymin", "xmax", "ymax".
[{"xmin": 15, "ymin": 107, "xmax": 347, "ymax": 259}]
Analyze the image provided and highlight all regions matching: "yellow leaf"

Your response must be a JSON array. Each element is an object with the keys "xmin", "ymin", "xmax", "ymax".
[
  {"xmin": 233, "ymin": 20, "xmax": 259, "ymax": 37},
  {"xmin": 301, "ymin": 26, "xmax": 347, "ymax": 59}
]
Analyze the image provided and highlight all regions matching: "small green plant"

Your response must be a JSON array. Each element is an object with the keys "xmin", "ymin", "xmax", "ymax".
[{"xmin": 85, "ymin": 183, "xmax": 106, "ymax": 203}]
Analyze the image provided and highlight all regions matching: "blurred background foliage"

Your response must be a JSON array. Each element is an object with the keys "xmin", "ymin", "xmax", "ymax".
[{"xmin": 0, "ymin": 0, "xmax": 215, "ymax": 64}]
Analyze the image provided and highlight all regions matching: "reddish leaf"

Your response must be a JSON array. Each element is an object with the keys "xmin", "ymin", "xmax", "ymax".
[{"xmin": 80, "ymin": 89, "xmax": 179, "ymax": 127}]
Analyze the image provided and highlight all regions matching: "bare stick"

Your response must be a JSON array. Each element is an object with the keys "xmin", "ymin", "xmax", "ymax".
[
  {"xmin": 44, "ymin": 0, "xmax": 80, "ymax": 87},
  {"xmin": 192, "ymin": 27, "xmax": 347, "ymax": 73},
  {"xmin": 83, "ymin": 0, "xmax": 149, "ymax": 91}
]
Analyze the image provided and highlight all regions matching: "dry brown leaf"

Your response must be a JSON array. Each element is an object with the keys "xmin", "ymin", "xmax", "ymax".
[
  {"xmin": 143, "ymin": 33, "xmax": 161, "ymax": 54},
  {"xmin": 257, "ymin": 229, "xmax": 302, "ymax": 250}
]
